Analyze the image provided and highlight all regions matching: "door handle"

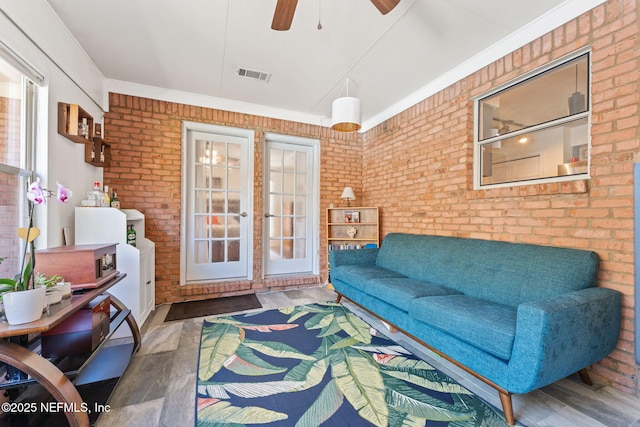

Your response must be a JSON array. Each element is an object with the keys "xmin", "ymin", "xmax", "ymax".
[
  {"xmin": 239, "ymin": 212, "xmax": 248, "ymax": 217},
  {"xmin": 265, "ymin": 213, "xmax": 273, "ymax": 218}
]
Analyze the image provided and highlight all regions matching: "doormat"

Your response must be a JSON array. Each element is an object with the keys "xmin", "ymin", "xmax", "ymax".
[
  {"xmin": 196, "ymin": 303, "xmax": 522, "ymax": 426},
  {"xmin": 164, "ymin": 294, "xmax": 262, "ymax": 322}
]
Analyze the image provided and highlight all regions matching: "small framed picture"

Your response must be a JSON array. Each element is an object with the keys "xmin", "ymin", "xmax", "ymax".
[{"xmin": 344, "ymin": 211, "xmax": 360, "ymax": 223}]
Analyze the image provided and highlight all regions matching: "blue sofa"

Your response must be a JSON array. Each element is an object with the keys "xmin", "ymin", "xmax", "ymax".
[{"xmin": 330, "ymin": 233, "xmax": 621, "ymax": 425}]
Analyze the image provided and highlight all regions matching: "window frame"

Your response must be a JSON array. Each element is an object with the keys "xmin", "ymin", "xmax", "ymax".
[
  {"xmin": 473, "ymin": 48, "xmax": 591, "ymax": 190},
  {"xmin": 0, "ymin": 49, "xmax": 39, "ymax": 277}
]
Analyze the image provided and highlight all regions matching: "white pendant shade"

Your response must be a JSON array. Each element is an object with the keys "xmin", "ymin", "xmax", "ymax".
[{"xmin": 331, "ymin": 97, "xmax": 362, "ymax": 132}]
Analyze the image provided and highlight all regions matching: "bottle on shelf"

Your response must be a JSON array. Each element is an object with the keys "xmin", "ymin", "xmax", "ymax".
[
  {"xmin": 126, "ymin": 224, "xmax": 137, "ymax": 247},
  {"xmin": 79, "ymin": 117, "xmax": 89, "ymax": 138},
  {"xmin": 92, "ymin": 181, "xmax": 102, "ymax": 203},
  {"xmin": 110, "ymin": 189, "xmax": 120, "ymax": 209},
  {"xmin": 103, "ymin": 185, "xmax": 111, "ymax": 207}
]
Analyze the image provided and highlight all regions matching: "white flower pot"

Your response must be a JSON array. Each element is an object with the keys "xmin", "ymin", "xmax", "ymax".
[{"xmin": 3, "ymin": 286, "xmax": 46, "ymax": 325}]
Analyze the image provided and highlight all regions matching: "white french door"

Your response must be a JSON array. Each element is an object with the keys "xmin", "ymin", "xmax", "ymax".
[
  {"xmin": 264, "ymin": 135, "xmax": 319, "ymax": 276},
  {"xmin": 182, "ymin": 124, "xmax": 253, "ymax": 283}
]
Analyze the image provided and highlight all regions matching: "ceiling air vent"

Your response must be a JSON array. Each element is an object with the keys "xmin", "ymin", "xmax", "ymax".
[{"xmin": 236, "ymin": 66, "xmax": 271, "ymax": 83}]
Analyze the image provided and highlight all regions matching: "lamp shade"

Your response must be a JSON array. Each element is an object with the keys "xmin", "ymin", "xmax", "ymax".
[
  {"xmin": 331, "ymin": 97, "xmax": 361, "ymax": 132},
  {"xmin": 341, "ymin": 187, "xmax": 355, "ymax": 201}
]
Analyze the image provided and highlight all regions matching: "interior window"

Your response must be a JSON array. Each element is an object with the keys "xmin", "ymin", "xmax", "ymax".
[
  {"xmin": 475, "ymin": 53, "xmax": 590, "ymax": 188},
  {"xmin": 0, "ymin": 53, "xmax": 37, "ymax": 278}
]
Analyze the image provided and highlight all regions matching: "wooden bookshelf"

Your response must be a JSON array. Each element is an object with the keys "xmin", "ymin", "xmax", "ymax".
[{"xmin": 326, "ymin": 206, "xmax": 379, "ymax": 287}]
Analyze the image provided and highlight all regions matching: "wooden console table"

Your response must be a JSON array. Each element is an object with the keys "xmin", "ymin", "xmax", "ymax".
[{"xmin": 0, "ymin": 274, "xmax": 140, "ymax": 427}]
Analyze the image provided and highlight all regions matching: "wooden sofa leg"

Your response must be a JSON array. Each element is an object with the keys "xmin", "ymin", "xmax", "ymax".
[
  {"xmin": 578, "ymin": 368, "xmax": 593, "ymax": 386},
  {"xmin": 335, "ymin": 294, "xmax": 342, "ymax": 303},
  {"xmin": 499, "ymin": 391, "xmax": 516, "ymax": 426}
]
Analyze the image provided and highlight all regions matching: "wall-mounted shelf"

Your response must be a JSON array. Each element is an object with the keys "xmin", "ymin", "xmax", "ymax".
[
  {"xmin": 58, "ymin": 102, "xmax": 93, "ymax": 144},
  {"xmin": 59, "ymin": 102, "xmax": 110, "ymax": 167},
  {"xmin": 84, "ymin": 137, "xmax": 111, "ymax": 167}
]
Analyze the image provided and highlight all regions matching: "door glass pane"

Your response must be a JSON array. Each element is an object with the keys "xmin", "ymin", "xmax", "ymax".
[
  {"xmin": 228, "ymin": 240, "xmax": 240, "ymax": 262},
  {"xmin": 212, "ymin": 141, "xmax": 226, "ymax": 165},
  {"xmin": 211, "ymin": 240, "xmax": 224, "ymax": 262},
  {"xmin": 295, "ymin": 239, "xmax": 306, "ymax": 258},
  {"xmin": 194, "ymin": 241, "xmax": 209, "ymax": 264},
  {"xmin": 228, "ymin": 168, "xmax": 241, "ymax": 191},
  {"xmin": 270, "ymin": 240, "xmax": 281, "ymax": 260},
  {"xmin": 283, "ymin": 239, "xmax": 293, "ymax": 259},
  {"xmin": 283, "ymin": 173, "xmax": 295, "ymax": 193},
  {"xmin": 283, "ymin": 150, "xmax": 295, "ymax": 172},
  {"xmin": 296, "ymin": 152, "xmax": 306, "ymax": 173},
  {"xmin": 194, "ymin": 190, "xmax": 209, "ymax": 213}
]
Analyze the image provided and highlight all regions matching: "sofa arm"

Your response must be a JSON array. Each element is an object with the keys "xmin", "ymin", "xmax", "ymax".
[
  {"xmin": 329, "ymin": 248, "xmax": 379, "ymax": 268},
  {"xmin": 507, "ymin": 287, "xmax": 621, "ymax": 393}
]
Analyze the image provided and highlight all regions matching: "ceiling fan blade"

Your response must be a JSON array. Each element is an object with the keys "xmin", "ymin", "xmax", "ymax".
[
  {"xmin": 370, "ymin": 0, "xmax": 400, "ymax": 15},
  {"xmin": 271, "ymin": 0, "xmax": 298, "ymax": 31}
]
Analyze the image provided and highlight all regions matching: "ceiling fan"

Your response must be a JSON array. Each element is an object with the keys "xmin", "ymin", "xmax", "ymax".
[{"xmin": 271, "ymin": 0, "xmax": 401, "ymax": 31}]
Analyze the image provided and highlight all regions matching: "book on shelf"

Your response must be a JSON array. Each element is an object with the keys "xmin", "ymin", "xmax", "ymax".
[{"xmin": 329, "ymin": 243, "xmax": 378, "ymax": 251}]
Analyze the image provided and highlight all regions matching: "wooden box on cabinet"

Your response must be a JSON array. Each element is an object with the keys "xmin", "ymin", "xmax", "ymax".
[
  {"xmin": 36, "ymin": 244, "xmax": 118, "ymax": 289},
  {"xmin": 41, "ymin": 295, "xmax": 111, "ymax": 357}
]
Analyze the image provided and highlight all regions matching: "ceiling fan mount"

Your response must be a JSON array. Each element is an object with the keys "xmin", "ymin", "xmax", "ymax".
[{"xmin": 271, "ymin": 0, "xmax": 400, "ymax": 31}]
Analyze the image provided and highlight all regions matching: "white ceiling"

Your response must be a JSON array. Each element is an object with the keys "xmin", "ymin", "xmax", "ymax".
[{"xmin": 46, "ymin": 0, "xmax": 596, "ymax": 131}]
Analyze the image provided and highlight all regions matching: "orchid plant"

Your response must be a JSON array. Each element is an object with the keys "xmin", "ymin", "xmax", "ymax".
[{"xmin": 0, "ymin": 179, "xmax": 72, "ymax": 294}]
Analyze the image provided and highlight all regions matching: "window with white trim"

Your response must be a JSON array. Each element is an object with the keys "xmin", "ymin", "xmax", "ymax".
[
  {"xmin": 0, "ymin": 49, "xmax": 39, "ymax": 278},
  {"xmin": 474, "ymin": 52, "xmax": 590, "ymax": 189}
]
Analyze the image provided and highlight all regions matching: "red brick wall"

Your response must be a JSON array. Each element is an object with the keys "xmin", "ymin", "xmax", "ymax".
[
  {"xmin": 362, "ymin": 0, "xmax": 639, "ymax": 395},
  {"xmin": 104, "ymin": 95, "xmax": 361, "ymax": 303}
]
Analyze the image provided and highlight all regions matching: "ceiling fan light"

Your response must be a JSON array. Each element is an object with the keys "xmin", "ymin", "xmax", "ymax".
[{"xmin": 331, "ymin": 97, "xmax": 362, "ymax": 132}]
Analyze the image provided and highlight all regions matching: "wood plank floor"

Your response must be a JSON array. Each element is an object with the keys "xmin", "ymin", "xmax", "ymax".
[{"xmin": 96, "ymin": 286, "xmax": 640, "ymax": 427}]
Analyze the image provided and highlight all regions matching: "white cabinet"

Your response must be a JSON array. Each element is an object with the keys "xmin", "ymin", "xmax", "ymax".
[{"xmin": 75, "ymin": 208, "xmax": 155, "ymax": 329}]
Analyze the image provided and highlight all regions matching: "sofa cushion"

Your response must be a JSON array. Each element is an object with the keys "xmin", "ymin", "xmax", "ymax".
[
  {"xmin": 331, "ymin": 265, "xmax": 406, "ymax": 294},
  {"xmin": 409, "ymin": 295, "xmax": 517, "ymax": 360},
  {"xmin": 365, "ymin": 278, "xmax": 461, "ymax": 312},
  {"xmin": 375, "ymin": 233, "xmax": 600, "ymax": 308}
]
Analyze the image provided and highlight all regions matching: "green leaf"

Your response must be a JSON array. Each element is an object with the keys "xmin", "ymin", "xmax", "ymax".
[
  {"xmin": 304, "ymin": 312, "xmax": 334, "ymax": 330},
  {"xmin": 380, "ymin": 357, "xmax": 471, "ymax": 395},
  {"xmin": 284, "ymin": 304, "xmax": 330, "ymax": 323},
  {"xmin": 388, "ymin": 407, "xmax": 428, "ymax": 427},
  {"xmin": 384, "ymin": 376, "xmax": 475, "ymax": 421},
  {"xmin": 450, "ymin": 394, "xmax": 511, "ymax": 427},
  {"xmin": 285, "ymin": 356, "xmax": 330, "ymax": 392},
  {"xmin": 329, "ymin": 336, "xmax": 360, "ymax": 350},
  {"xmin": 243, "ymin": 339, "xmax": 316, "ymax": 361},
  {"xmin": 198, "ymin": 323, "xmax": 244, "ymax": 381},
  {"xmin": 224, "ymin": 345, "xmax": 287, "ymax": 376},
  {"xmin": 198, "ymin": 400, "xmax": 287, "ymax": 424},
  {"xmin": 317, "ymin": 319, "xmax": 344, "ymax": 337},
  {"xmin": 335, "ymin": 311, "xmax": 372, "ymax": 344},
  {"xmin": 295, "ymin": 378, "xmax": 344, "ymax": 427},
  {"xmin": 332, "ymin": 346, "xmax": 388, "ymax": 427}
]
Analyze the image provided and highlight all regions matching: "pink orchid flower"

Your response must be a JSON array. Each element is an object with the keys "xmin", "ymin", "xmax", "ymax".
[
  {"xmin": 56, "ymin": 182, "xmax": 73, "ymax": 203},
  {"xmin": 26, "ymin": 178, "xmax": 46, "ymax": 205}
]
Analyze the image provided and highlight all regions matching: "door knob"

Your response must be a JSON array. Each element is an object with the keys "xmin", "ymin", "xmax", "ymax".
[{"xmin": 239, "ymin": 212, "xmax": 248, "ymax": 217}]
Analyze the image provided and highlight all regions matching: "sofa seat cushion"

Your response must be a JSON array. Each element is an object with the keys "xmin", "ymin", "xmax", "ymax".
[
  {"xmin": 409, "ymin": 295, "xmax": 517, "ymax": 360},
  {"xmin": 365, "ymin": 278, "xmax": 462, "ymax": 312},
  {"xmin": 331, "ymin": 265, "xmax": 406, "ymax": 293}
]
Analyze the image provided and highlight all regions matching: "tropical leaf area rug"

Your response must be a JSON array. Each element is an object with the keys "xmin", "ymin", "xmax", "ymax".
[{"xmin": 196, "ymin": 303, "xmax": 519, "ymax": 427}]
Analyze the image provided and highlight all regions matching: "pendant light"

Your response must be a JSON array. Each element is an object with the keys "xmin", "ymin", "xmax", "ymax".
[
  {"xmin": 568, "ymin": 63, "xmax": 586, "ymax": 115},
  {"xmin": 331, "ymin": 78, "xmax": 361, "ymax": 132}
]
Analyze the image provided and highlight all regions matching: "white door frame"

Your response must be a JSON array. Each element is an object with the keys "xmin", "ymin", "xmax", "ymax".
[
  {"xmin": 263, "ymin": 133, "xmax": 320, "ymax": 277},
  {"xmin": 180, "ymin": 122, "xmax": 254, "ymax": 285}
]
